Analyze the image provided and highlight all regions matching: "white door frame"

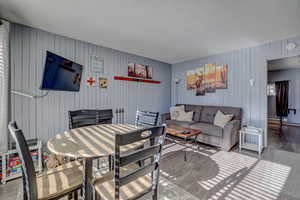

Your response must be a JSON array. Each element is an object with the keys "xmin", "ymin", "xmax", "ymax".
[{"xmin": 265, "ymin": 54, "xmax": 300, "ymax": 147}]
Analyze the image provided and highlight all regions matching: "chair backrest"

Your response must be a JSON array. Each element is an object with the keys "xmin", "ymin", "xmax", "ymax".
[
  {"xmin": 135, "ymin": 109, "xmax": 159, "ymax": 127},
  {"xmin": 98, "ymin": 109, "xmax": 113, "ymax": 124},
  {"xmin": 114, "ymin": 125, "xmax": 166, "ymax": 200},
  {"xmin": 8, "ymin": 121, "xmax": 37, "ymax": 200},
  {"xmin": 69, "ymin": 109, "xmax": 113, "ymax": 129},
  {"xmin": 69, "ymin": 110, "xmax": 99, "ymax": 129}
]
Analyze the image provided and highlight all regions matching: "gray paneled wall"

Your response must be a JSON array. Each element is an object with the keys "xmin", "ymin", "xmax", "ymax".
[
  {"xmin": 10, "ymin": 23, "xmax": 171, "ymax": 142},
  {"xmin": 172, "ymin": 35, "xmax": 300, "ymax": 145}
]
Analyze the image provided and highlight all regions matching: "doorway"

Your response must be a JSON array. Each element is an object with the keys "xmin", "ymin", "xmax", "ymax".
[{"xmin": 267, "ymin": 55, "xmax": 300, "ymax": 153}]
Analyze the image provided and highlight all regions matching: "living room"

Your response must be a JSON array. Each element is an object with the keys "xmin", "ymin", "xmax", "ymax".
[{"xmin": 1, "ymin": 1, "xmax": 300, "ymax": 200}]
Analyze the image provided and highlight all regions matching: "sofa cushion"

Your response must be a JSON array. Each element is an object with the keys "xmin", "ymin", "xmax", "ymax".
[
  {"xmin": 192, "ymin": 110, "xmax": 202, "ymax": 122},
  {"xmin": 175, "ymin": 104, "xmax": 242, "ymax": 123},
  {"xmin": 176, "ymin": 111, "xmax": 194, "ymax": 122},
  {"xmin": 200, "ymin": 106, "xmax": 242, "ymax": 123},
  {"xmin": 170, "ymin": 105, "xmax": 185, "ymax": 120},
  {"xmin": 184, "ymin": 105, "xmax": 203, "ymax": 121},
  {"xmin": 165, "ymin": 120, "xmax": 195, "ymax": 128},
  {"xmin": 200, "ymin": 107, "xmax": 219, "ymax": 123},
  {"xmin": 176, "ymin": 104, "xmax": 203, "ymax": 122},
  {"xmin": 214, "ymin": 110, "xmax": 233, "ymax": 128},
  {"xmin": 218, "ymin": 107, "xmax": 242, "ymax": 121},
  {"xmin": 190, "ymin": 122, "xmax": 223, "ymax": 137}
]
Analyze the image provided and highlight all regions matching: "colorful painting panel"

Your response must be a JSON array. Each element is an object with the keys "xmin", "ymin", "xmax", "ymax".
[
  {"xmin": 186, "ymin": 70, "xmax": 197, "ymax": 90},
  {"xmin": 215, "ymin": 64, "xmax": 228, "ymax": 89},
  {"xmin": 204, "ymin": 63, "xmax": 216, "ymax": 93},
  {"xmin": 195, "ymin": 67, "xmax": 205, "ymax": 96}
]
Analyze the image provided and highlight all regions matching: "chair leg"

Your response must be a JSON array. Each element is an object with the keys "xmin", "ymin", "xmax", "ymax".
[
  {"xmin": 73, "ymin": 190, "xmax": 78, "ymax": 200},
  {"xmin": 138, "ymin": 159, "xmax": 145, "ymax": 167},
  {"xmin": 138, "ymin": 144, "xmax": 145, "ymax": 167},
  {"xmin": 80, "ymin": 188, "xmax": 83, "ymax": 197},
  {"xmin": 152, "ymin": 190, "xmax": 158, "ymax": 200},
  {"xmin": 97, "ymin": 158, "xmax": 101, "ymax": 169},
  {"xmin": 95, "ymin": 192, "xmax": 101, "ymax": 200},
  {"xmin": 68, "ymin": 193, "xmax": 72, "ymax": 200},
  {"xmin": 109, "ymin": 155, "xmax": 114, "ymax": 170}
]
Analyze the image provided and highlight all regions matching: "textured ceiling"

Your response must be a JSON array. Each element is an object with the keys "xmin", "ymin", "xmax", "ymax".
[{"xmin": 1, "ymin": 0, "xmax": 300, "ymax": 64}]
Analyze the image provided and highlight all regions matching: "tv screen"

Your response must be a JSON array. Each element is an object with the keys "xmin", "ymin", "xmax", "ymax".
[{"xmin": 40, "ymin": 51, "xmax": 83, "ymax": 92}]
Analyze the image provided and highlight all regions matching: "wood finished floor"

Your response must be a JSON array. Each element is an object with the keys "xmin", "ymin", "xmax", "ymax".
[
  {"xmin": 0, "ymin": 178, "xmax": 22, "ymax": 200},
  {"xmin": 267, "ymin": 125, "xmax": 300, "ymax": 153},
  {"xmin": 1, "ymin": 127, "xmax": 300, "ymax": 200}
]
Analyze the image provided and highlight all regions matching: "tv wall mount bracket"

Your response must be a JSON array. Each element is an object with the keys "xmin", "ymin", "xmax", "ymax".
[{"xmin": 11, "ymin": 90, "xmax": 49, "ymax": 99}]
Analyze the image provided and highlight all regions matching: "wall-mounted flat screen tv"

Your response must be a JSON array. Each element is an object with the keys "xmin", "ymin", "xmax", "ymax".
[{"xmin": 40, "ymin": 51, "xmax": 83, "ymax": 92}]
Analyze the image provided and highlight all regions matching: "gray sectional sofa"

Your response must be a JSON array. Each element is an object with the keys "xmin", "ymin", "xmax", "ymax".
[{"xmin": 161, "ymin": 104, "xmax": 242, "ymax": 151}]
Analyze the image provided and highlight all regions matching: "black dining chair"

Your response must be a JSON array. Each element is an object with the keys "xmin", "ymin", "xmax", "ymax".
[
  {"xmin": 98, "ymin": 109, "xmax": 114, "ymax": 124},
  {"xmin": 69, "ymin": 109, "xmax": 114, "ymax": 170},
  {"xmin": 135, "ymin": 109, "xmax": 159, "ymax": 127},
  {"xmin": 93, "ymin": 125, "xmax": 166, "ymax": 200},
  {"xmin": 69, "ymin": 109, "xmax": 99, "ymax": 129},
  {"xmin": 134, "ymin": 110, "xmax": 159, "ymax": 167},
  {"xmin": 8, "ymin": 121, "xmax": 83, "ymax": 200},
  {"xmin": 69, "ymin": 109, "xmax": 113, "ymax": 129}
]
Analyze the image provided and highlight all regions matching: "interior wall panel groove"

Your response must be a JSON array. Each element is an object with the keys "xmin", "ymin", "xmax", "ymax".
[
  {"xmin": 10, "ymin": 23, "xmax": 171, "ymax": 143},
  {"xmin": 171, "ymin": 35, "xmax": 300, "ymax": 146}
]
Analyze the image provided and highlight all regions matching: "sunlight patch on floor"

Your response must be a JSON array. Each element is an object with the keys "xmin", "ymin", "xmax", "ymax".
[
  {"xmin": 223, "ymin": 160, "xmax": 291, "ymax": 200},
  {"xmin": 162, "ymin": 143, "xmax": 186, "ymax": 155},
  {"xmin": 160, "ymin": 143, "xmax": 292, "ymax": 200},
  {"xmin": 198, "ymin": 151, "xmax": 258, "ymax": 191}
]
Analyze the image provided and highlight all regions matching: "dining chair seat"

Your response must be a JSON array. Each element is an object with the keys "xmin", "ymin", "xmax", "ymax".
[
  {"xmin": 8, "ymin": 121, "xmax": 83, "ymax": 200},
  {"xmin": 105, "ymin": 140, "xmax": 146, "ymax": 171},
  {"xmin": 36, "ymin": 161, "xmax": 83, "ymax": 200},
  {"xmin": 94, "ymin": 171, "xmax": 152, "ymax": 200}
]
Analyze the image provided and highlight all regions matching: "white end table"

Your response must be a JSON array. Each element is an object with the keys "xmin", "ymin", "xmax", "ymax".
[{"xmin": 239, "ymin": 127, "xmax": 263, "ymax": 157}]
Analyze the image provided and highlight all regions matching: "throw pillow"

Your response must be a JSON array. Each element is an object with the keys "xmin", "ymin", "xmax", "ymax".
[
  {"xmin": 177, "ymin": 111, "xmax": 194, "ymax": 122},
  {"xmin": 170, "ymin": 105, "xmax": 185, "ymax": 120},
  {"xmin": 214, "ymin": 110, "xmax": 233, "ymax": 128}
]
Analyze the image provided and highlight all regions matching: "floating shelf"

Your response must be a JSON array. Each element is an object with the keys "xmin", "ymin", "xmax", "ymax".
[{"xmin": 114, "ymin": 76, "xmax": 161, "ymax": 84}]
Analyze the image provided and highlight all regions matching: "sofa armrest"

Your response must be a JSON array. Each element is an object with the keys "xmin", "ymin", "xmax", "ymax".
[
  {"xmin": 222, "ymin": 120, "xmax": 241, "ymax": 151},
  {"xmin": 161, "ymin": 113, "xmax": 171, "ymax": 124}
]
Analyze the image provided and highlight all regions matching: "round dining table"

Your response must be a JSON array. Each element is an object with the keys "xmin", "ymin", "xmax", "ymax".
[{"xmin": 47, "ymin": 123, "xmax": 144, "ymax": 200}]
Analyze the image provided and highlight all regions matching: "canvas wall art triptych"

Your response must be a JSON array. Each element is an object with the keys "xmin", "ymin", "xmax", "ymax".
[
  {"xmin": 128, "ymin": 63, "xmax": 153, "ymax": 79},
  {"xmin": 186, "ymin": 64, "xmax": 228, "ymax": 96}
]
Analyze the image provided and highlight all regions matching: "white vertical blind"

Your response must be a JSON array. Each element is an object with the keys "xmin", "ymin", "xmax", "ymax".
[{"xmin": 0, "ymin": 20, "xmax": 10, "ymax": 152}]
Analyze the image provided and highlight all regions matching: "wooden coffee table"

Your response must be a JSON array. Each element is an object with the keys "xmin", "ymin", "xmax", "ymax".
[{"xmin": 165, "ymin": 124, "xmax": 201, "ymax": 161}]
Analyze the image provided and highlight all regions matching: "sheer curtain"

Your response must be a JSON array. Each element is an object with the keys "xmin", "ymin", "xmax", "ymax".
[{"xmin": 0, "ymin": 20, "xmax": 10, "ymax": 152}]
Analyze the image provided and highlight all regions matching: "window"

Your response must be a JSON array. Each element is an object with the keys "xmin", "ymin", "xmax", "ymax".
[
  {"xmin": 267, "ymin": 83, "xmax": 276, "ymax": 96},
  {"xmin": 0, "ymin": 20, "xmax": 10, "ymax": 152}
]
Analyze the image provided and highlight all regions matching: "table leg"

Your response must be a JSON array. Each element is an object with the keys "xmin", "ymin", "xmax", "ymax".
[
  {"xmin": 194, "ymin": 135, "xmax": 199, "ymax": 150},
  {"xmin": 184, "ymin": 137, "xmax": 187, "ymax": 162},
  {"xmin": 258, "ymin": 135, "xmax": 262, "ymax": 158},
  {"xmin": 82, "ymin": 158, "xmax": 93, "ymax": 200},
  {"xmin": 239, "ymin": 131, "xmax": 242, "ymax": 152}
]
